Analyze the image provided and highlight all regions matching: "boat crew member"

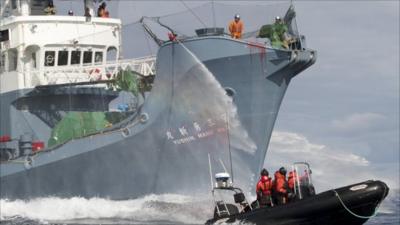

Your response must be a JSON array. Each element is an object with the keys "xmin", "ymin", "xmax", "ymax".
[
  {"xmin": 68, "ymin": 10, "xmax": 74, "ymax": 16},
  {"xmin": 229, "ymin": 14, "xmax": 244, "ymax": 39},
  {"xmin": 288, "ymin": 170, "xmax": 297, "ymax": 191},
  {"xmin": 272, "ymin": 16, "xmax": 294, "ymax": 49},
  {"xmin": 98, "ymin": 2, "xmax": 110, "ymax": 18},
  {"xmin": 256, "ymin": 168, "xmax": 273, "ymax": 207},
  {"xmin": 44, "ymin": 1, "xmax": 56, "ymax": 15},
  {"xmin": 273, "ymin": 167, "xmax": 288, "ymax": 205},
  {"xmin": 299, "ymin": 169, "xmax": 316, "ymax": 197},
  {"xmin": 287, "ymin": 170, "xmax": 298, "ymax": 201}
]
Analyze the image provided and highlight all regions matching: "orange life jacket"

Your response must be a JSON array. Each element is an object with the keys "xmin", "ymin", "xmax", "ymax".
[
  {"xmin": 256, "ymin": 175, "xmax": 272, "ymax": 197},
  {"xmin": 288, "ymin": 171, "xmax": 297, "ymax": 190},
  {"xmin": 98, "ymin": 8, "xmax": 109, "ymax": 18},
  {"xmin": 273, "ymin": 171, "xmax": 287, "ymax": 194},
  {"xmin": 228, "ymin": 20, "xmax": 243, "ymax": 39}
]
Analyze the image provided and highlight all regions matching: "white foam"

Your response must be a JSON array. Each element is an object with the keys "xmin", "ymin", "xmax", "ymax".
[{"xmin": 0, "ymin": 194, "xmax": 213, "ymax": 224}]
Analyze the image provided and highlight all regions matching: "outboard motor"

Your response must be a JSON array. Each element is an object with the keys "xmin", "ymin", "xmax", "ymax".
[
  {"xmin": 212, "ymin": 172, "xmax": 241, "ymax": 218},
  {"xmin": 215, "ymin": 172, "xmax": 231, "ymax": 188}
]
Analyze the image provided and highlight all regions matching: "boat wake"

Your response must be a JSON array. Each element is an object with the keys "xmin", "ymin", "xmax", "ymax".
[
  {"xmin": 0, "ymin": 194, "xmax": 213, "ymax": 224},
  {"xmin": 0, "ymin": 185, "xmax": 398, "ymax": 225}
]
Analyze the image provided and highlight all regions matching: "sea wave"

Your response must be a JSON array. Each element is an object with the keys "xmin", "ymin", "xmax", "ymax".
[
  {"xmin": 1, "ymin": 190, "xmax": 398, "ymax": 224},
  {"xmin": 0, "ymin": 194, "xmax": 212, "ymax": 224}
]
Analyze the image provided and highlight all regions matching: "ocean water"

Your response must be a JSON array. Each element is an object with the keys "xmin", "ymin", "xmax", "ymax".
[
  {"xmin": 1, "ymin": 189, "xmax": 398, "ymax": 225},
  {"xmin": 365, "ymin": 189, "xmax": 400, "ymax": 225}
]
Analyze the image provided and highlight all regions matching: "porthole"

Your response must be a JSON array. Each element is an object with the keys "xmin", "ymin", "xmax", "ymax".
[
  {"xmin": 121, "ymin": 127, "xmax": 131, "ymax": 137},
  {"xmin": 139, "ymin": 113, "xmax": 149, "ymax": 124}
]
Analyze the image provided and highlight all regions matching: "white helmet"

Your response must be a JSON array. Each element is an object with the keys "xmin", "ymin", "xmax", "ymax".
[{"xmin": 234, "ymin": 14, "xmax": 240, "ymax": 19}]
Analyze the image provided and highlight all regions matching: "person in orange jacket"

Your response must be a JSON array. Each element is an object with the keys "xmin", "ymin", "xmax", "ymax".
[
  {"xmin": 256, "ymin": 168, "xmax": 273, "ymax": 207},
  {"xmin": 98, "ymin": 2, "xmax": 109, "ymax": 18},
  {"xmin": 228, "ymin": 14, "xmax": 243, "ymax": 39},
  {"xmin": 273, "ymin": 167, "xmax": 288, "ymax": 205},
  {"xmin": 287, "ymin": 170, "xmax": 298, "ymax": 201},
  {"xmin": 288, "ymin": 170, "xmax": 297, "ymax": 190}
]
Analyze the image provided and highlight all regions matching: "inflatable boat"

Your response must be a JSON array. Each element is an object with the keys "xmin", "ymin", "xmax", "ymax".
[{"xmin": 206, "ymin": 163, "xmax": 389, "ymax": 225}]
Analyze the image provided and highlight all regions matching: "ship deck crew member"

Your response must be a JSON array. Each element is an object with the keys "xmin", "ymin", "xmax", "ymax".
[
  {"xmin": 229, "ymin": 14, "xmax": 244, "ymax": 39},
  {"xmin": 256, "ymin": 168, "xmax": 273, "ymax": 207},
  {"xmin": 272, "ymin": 16, "xmax": 294, "ymax": 49},
  {"xmin": 98, "ymin": 2, "xmax": 109, "ymax": 18},
  {"xmin": 273, "ymin": 167, "xmax": 288, "ymax": 205},
  {"xmin": 84, "ymin": 7, "xmax": 91, "ymax": 17},
  {"xmin": 44, "ymin": 1, "xmax": 56, "ymax": 15}
]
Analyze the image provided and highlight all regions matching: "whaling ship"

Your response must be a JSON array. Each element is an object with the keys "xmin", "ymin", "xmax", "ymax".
[{"xmin": 0, "ymin": 0, "xmax": 315, "ymax": 199}]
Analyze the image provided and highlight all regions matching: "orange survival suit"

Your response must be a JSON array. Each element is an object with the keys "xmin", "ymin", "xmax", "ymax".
[
  {"xmin": 256, "ymin": 175, "xmax": 273, "ymax": 206},
  {"xmin": 229, "ymin": 20, "xmax": 243, "ymax": 39},
  {"xmin": 273, "ymin": 168, "xmax": 288, "ymax": 205},
  {"xmin": 288, "ymin": 170, "xmax": 297, "ymax": 190}
]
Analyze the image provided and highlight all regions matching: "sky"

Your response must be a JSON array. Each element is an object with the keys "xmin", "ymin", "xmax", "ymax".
[
  {"xmin": 54, "ymin": 0, "xmax": 399, "ymax": 190},
  {"xmin": 269, "ymin": 0, "xmax": 399, "ymax": 191}
]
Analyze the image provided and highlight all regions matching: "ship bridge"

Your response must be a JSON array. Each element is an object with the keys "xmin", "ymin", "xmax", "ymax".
[{"xmin": 0, "ymin": 0, "xmax": 155, "ymax": 94}]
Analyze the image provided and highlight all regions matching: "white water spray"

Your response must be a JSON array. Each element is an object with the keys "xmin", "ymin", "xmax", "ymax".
[
  {"xmin": 178, "ymin": 42, "xmax": 257, "ymax": 154},
  {"xmin": 0, "ymin": 194, "xmax": 212, "ymax": 224}
]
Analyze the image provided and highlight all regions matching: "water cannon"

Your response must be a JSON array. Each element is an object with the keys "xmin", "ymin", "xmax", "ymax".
[{"xmin": 215, "ymin": 172, "xmax": 231, "ymax": 188}]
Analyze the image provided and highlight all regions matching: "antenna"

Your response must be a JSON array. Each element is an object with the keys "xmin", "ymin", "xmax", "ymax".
[
  {"xmin": 208, "ymin": 153, "xmax": 214, "ymax": 190},
  {"xmin": 219, "ymin": 158, "xmax": 228, "ymax": 173},
  {"xmin": 211, "ymin": 0, "xmax": 216, "ymax": 28},
  {"xmin": 225, "ymin": 107, "xmax": 234, "ymax": 184}
]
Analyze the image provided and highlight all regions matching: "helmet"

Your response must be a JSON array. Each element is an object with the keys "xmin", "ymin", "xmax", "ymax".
[
  {"xmin": 260, "ymin": 168, "xmax": 269, "ymax": 176},
  {"xmin": 234, "ymin": 14, "xmax": 240, "ymax": 19},
  {"xmin": 68, "ymin": 10, "xmax": 73, "ymax": 15},
  {"xmin": 279, "ymin": 167, "xmax": 287, "ymax": 175},
  {"xmin": 275, "ymin": 16, "xmax": 281, "ymax": 20}
]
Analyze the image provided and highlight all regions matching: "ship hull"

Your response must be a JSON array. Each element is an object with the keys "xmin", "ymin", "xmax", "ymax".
[{"xmin": 1, "ymin": 37, "xmax": 316, "ymax": 199}]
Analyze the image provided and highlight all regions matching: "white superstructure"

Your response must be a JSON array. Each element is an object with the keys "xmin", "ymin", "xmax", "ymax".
[{"xmin": 0, "ymin": 0, "xmax": 155, "ymax": 94}]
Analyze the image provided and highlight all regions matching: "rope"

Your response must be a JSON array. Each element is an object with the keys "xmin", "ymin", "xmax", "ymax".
[
  {"xmin": 179, "ymin": 0, "xmax": 207, "ymax": 28},
  {"xmin": 333, "ymin": 189, "xmax": 382, "ymax": 219}
]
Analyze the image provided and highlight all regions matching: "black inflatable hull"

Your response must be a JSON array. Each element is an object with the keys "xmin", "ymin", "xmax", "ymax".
[{"xmin": 207, "ymin": 180, "xmax": 389, "ymax": 225}]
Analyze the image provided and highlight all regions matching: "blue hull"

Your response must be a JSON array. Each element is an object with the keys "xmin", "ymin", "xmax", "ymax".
[{"xmin": 0, "ymin": 37, "xmax": 316, "ymax": 199}]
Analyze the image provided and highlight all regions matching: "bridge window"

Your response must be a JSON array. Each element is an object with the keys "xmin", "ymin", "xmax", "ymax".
[
  {"xmin": 95, "ymin": 52, "xmax": 103, "ymax": 64},
  {"xmin": 107, "ymin": 46, "xmax": 117, "ymax": 62},
  {"xmin": 58, "ymin": 51, "xmax": 68, "ymax": 66},
  {"xmin": 71, "ymin": 51, "xmax": 81, "ymax": 65},
  {"xmin": 44, "ymin": 51, "xmax": 55, "ymax": 66},
  {"xmin": 8, "ymin": 49, "xmax": 18, "ymax": 71},
  {"xmin": 0, "ymin": 30, "xmax": 10, "ymax": 42},
  {"xmin": 83, "ymin": 51, "xmax": 92, "ymax": 64},
  {"xmin": 32, "ymin": 52, "xmax": 37, "ymax": 68},
  {"xmin": 11, "ymin": 0, "xmax": 18, "ymax": 10}
]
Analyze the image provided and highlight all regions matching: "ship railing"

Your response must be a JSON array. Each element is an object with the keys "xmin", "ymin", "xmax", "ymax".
[{"xmin": 29, "ymin": 56, "xmax": 156, "ymax": 87}]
